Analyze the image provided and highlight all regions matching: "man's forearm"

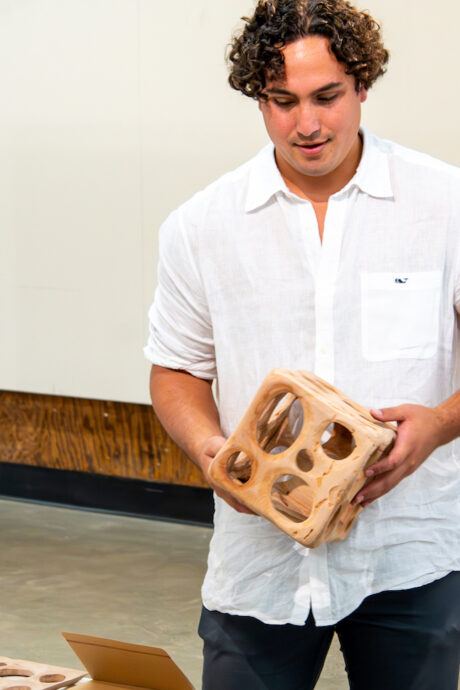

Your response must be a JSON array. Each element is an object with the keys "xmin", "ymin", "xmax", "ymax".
[
  {"xmin": 149, "ymin": 365, "xmax": 223, "ymax": 469},
  {"xmin": 150, "ymin": 365, "xmax": 254, "ymax": 514},
  {"xmin": 434, "ymin": 389, "xmax": 460, "ymax": 446}
]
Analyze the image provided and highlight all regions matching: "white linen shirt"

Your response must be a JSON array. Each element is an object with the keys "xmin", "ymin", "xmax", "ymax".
[{"xmin": 144, "ymin": 129, "xmax": 460, "ymax": 625}]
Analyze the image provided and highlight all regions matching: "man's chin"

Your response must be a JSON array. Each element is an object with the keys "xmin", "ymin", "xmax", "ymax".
[{"xmin": 292, "ymin": 162, "xmax": 332, "ymax": 178}]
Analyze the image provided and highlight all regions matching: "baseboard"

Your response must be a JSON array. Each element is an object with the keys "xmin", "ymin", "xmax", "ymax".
[{"xmin": 0, "ymin": 462, "xmax": 214, "ymax": 527}]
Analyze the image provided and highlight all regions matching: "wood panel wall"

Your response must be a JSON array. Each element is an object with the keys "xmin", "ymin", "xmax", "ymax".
[{"xmin": 0, "ymin": 390, "xmax": 208, "ymax": 488}]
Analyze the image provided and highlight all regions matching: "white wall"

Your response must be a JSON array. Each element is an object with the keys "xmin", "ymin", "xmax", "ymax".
[
  {"xmin": 0, "ymin": 0, "xmax": 458, "ymax": 404},
  {"xmin": 359, "ymin": 0, "xmax": 459, "ymax": 160}
]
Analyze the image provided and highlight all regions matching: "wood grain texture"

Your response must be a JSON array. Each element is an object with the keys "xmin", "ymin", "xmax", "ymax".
[{"xmin": 0, "ymin": 390, "xmax": 208, "ymax": 488}]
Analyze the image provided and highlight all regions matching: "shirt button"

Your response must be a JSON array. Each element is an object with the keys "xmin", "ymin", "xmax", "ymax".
[{"xmin": 320, "ymin": 347, "xmax": 327, "ymax": 355}]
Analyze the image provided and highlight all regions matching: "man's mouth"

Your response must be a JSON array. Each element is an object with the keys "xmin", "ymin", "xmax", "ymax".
[{"xmin": 295, "ymin": 140, "xmax": 329, "ymax": 155}]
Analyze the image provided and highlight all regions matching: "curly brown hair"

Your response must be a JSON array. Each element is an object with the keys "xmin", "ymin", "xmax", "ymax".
[{"xmin": 228, "ymin": 0, "xmax": 389, "ymax": 99}]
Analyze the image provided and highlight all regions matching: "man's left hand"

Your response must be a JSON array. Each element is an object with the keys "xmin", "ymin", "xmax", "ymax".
[{"xmin": 353, "ymin": 404, "xmax": 445, "ymax": 507}]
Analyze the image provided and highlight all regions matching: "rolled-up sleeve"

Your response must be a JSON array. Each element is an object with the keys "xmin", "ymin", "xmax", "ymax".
[
  {"xmin": 455, "ymin": 247, "xmax": 460, "ymax": 314},
  {"xmin": 455, "ymin": 277, "xmax": 460, "ymax": 315},
  {"xmin": 451, "ymin": 179, "xmax": 460, "ymax": 314},
  {"xmin": 144, "ymin": 208, "xmax": 216, "ymax": 379}
]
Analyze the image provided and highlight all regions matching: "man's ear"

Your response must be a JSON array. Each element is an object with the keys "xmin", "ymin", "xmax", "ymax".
[{"xmin": 358, "ymin": 83, "xmax": 368, "ymax": 103}]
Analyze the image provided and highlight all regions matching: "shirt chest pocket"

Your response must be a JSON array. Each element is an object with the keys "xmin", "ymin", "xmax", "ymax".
[{"xmin": 360, "ymin": 271, "xmax": 442, "ymax": 361}]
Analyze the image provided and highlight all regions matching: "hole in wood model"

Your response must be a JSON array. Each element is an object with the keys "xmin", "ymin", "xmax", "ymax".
[
  {"xmin": 256, "ymin": 394, "xmax": 305, "ymax": 454},
  {"xmin": 321, "ymin": 422, "xmax": 356, "ymax": 460},
  {"xmin": 328, "ymin": 485, "xmax": 344, "ymax": 506},
  {"xmin": 296, "ymin": 449, "xmax": 314, "ymax": 472},
  {"xmin": 0, "ymin": 671, "xmax": 34, "ymax": 679},
  {"xmin": 226, "ymin": 451, "xmax": 253, "ymax": 484},
  {"xmin": 39, "ymin": 676, "xmax": 66, "ymax": 684},
  {"xmin": 271, "ymin": 475, "xmax": 314, "ymax": 523}
]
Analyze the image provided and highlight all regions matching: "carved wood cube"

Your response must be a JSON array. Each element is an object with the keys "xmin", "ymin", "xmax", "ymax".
[
  {"xmin": 209, "ymin": 369, "xmax": 396, "ymax": 548},
  {"xmin": 0, "ymin": 657, "xmax": 86, "ymax": 690}
]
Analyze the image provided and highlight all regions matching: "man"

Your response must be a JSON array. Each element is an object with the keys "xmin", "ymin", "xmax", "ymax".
[{"xmin": 144, "ymin": 1, "xmax": 460, "ymax": 687}]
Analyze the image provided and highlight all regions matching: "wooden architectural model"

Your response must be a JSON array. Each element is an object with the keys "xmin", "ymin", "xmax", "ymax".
[
  {"xmin": 0, "ymin": 658, "xmax": 86, "ymax": 690},
  {"xmin": 209, "ymin": 369, "xmax": 396, "ymax": 548}
]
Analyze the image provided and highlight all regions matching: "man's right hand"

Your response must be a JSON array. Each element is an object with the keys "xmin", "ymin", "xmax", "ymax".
[{"xmin": 200, "ymin": 435, "xmax": 256, "ymax": 515}]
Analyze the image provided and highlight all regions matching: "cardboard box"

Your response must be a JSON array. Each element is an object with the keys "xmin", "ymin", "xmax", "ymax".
[{"xmin": 62, "ymin": 633, "xmax": 195, "ymax": 690}]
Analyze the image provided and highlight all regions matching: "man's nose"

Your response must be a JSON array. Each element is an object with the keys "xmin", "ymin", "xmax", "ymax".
[{"xmin": 296, "ymin": 104, "xmax": 321, "ymax": 139}]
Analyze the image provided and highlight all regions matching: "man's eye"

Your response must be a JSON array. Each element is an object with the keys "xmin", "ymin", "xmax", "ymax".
[
  {"xmin": 317, "ymin": 94, "xmax": 338, "ymax": 103},
  {"xmin": 273, "ymin": 99, "xmax": 295, "ymax": 108}
]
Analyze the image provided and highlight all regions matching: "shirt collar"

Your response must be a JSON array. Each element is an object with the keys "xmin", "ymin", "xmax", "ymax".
[
  {"xmin": 245, "ymin": 144, "xmax": 290, "ymax": 212},
  {"xmin": 245, "ymin": 127, "xmax": 393, "ymax": 213},
  {"xmin": 343, "ymin": 127, "xmax": 394, "ymax": 199}
]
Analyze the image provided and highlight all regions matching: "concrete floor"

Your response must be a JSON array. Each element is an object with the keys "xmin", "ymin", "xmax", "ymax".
[{"xmin": 0, "ymin": 497, "xmax": 350, "ymax": 688}]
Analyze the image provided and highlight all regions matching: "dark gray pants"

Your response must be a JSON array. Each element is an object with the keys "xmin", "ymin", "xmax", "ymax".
[{"xmin": 199, "ymin": 572, "xmax": 460, "ymax": 690}]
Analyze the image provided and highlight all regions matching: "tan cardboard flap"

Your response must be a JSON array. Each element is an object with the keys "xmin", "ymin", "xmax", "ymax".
[{"xmin": 62, "ymin": 633, "xmax": 194, "ymax": 690}]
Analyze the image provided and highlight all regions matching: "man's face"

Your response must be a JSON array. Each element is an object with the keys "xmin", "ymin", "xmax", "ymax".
[{"xmin": 259, "ymin": 35, "xmax": 367, "ymax": 195}]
